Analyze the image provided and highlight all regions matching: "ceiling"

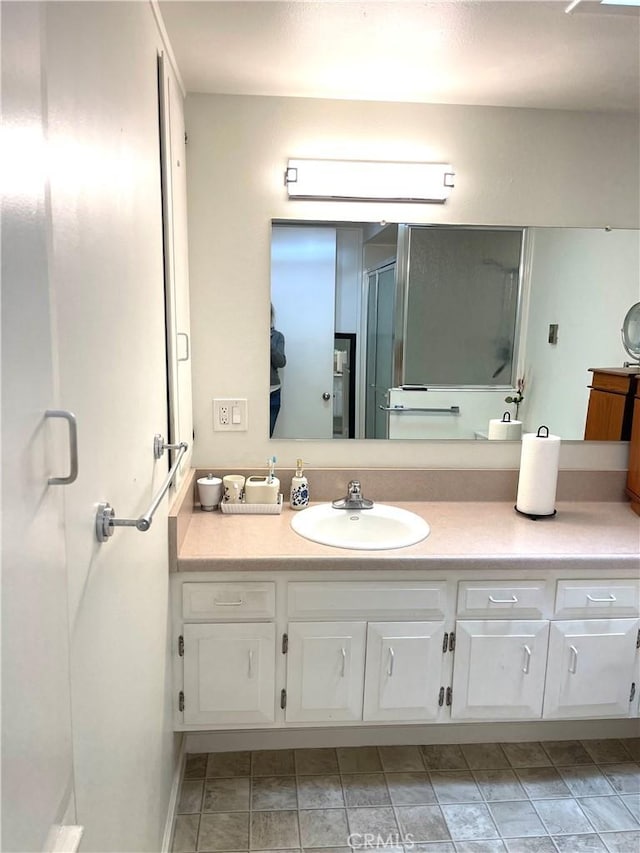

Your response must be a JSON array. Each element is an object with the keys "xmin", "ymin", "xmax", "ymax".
[{"xmin": 158, "ymin": 1, "xmax": 640, "ymax": 112}]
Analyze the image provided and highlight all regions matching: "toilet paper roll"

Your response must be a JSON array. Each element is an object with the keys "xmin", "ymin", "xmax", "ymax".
[
  {"xmin": 515, "ymin": 427, "xmax": 561, "ymax": 517},
  {"xmin": 488, "ymin": 418, "xmax": 523, "ymax": 440}
]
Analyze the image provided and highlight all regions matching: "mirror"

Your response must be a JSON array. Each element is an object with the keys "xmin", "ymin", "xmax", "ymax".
[{"xmin": 270, "ymin": 222, "xmax": 639, "ymax": 441}]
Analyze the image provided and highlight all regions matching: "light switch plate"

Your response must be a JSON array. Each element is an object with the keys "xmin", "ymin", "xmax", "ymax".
[{"xmin": 213, "ymin": 398, "xmax": 248, "ymax": 431}]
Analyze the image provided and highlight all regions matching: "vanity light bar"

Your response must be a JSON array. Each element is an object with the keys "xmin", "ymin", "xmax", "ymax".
[{"xmin": 284, "ymin": 159, "xmax": 455, "ymax": 203}]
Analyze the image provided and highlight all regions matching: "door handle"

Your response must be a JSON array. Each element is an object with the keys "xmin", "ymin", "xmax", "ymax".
[
  {"xmin": 569, "ymin": 645, "xmax": 579, "ymax": 674},
  {"xmin": 586, "ymin": 594, "xmax": 616, "ymax": 603},
  {"xmin": 45, "ymin": 410, "xmax": 79, "ymax": 485},
  {"xmin": 248, "ymin": 649, "xmax": 254, "ymax": 679},
  {"xmin": 177, "ymin": 332, "xmax": 190, "ymax": 362},
  {"xmin": 340, "ymin": 647, "xmax": 346, "ymax": 677},
  {"xmin": 322, "ymin": 392, "xmax": 331, "ymax": 401},
  {"xmin": 522, "ymin": 644, "xmax": 532, "ymax": 674},
  {"xmin": 387, "ymin": 647, "xmax": 395, "ymax": 677}
]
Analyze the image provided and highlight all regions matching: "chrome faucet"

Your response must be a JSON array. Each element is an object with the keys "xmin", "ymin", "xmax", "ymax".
[{"xmin": 332, "ymin": 480, "xmax": 374, "ymax": 510}]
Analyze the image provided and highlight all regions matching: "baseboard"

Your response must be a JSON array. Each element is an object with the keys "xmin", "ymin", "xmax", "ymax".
[
  {"xmin": 185, "ymin": 718, "xmax": 639, "ymax": 754},
  {"xmin": 161, "ymin": 733, "xmax": 186, "ymax": 853}
]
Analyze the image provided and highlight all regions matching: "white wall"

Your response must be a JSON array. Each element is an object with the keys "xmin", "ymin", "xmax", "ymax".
[{"xmin": 185, "ymin": 93, "xmax": 639, "ymax": 471}]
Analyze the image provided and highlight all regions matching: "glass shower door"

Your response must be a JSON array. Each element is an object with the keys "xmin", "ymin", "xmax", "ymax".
[{"xmin": 365, "ymin": 264, "xmax": 396, "ymax": 439}]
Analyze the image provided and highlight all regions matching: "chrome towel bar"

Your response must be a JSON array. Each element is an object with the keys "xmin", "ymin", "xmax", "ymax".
[
  {"xmin": 380, "ymin": 405, "xmax": 460, "ymax": 414},
  {"xmin": 95, "ymin": 435, "xmax": 188, "ymax": 543}
]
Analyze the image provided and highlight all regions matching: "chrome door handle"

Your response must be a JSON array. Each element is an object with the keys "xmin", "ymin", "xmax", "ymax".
[
  {"xmin": 177, "ymin": 332, "xmax": 190, "ymax": 362},
  {"xmin": 586, "ymin": 594, "xmax": 616, "ymax": 603},
  {"xmin": 322, "ymin": 392, "xmax": 331, "ymax": 401},
  {"xmin": 388, "ymin": 647, "xmax": 395, "ymax": 677},
  {"xmin": 340, "ymin": 647, "xmax": 346, "ymax": 677},
  {"xmin": 214, "ymin": 599, "xmax": 244, "ymax": 607},
  {"xmin": 569, "ymin": 645, "xmax": 578, "ymax": 674},
  {"xmin": 248, "ymin": 649, "xmax": 254, "ymax": 678},
  {"xmin": 522, "ymin": 644, "xmax": 532, "ymax": 674},
  {"xmin": 45, "ymin": 409, "xmax": 79, "ymax": 485},
  {"xmin": 489, "ymin": 595, "xmax": 518, "ymax": 604}
]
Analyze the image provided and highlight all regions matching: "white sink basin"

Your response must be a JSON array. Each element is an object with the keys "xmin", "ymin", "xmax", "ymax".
[{"xmin": 290, "ymin": 503, "xmax": 430, "ymax": 550}]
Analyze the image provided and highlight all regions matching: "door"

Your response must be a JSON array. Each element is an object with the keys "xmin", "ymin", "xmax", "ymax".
[
  {"xmin": 1, "ymin": 4, "xmax": 76, "ymax": 849},
  {"xmin": 183, "ymin": 623, "xmax": 276, "ymax": 725},
  {"xmin": 286, "ymin": 622, "xmax": 366, "ymax": 722},
  {"xmin": 365, "ymin": 264, "xmax": 396, "ymax": 439},
  {"xmin": 363, "ymin": 622, "xmax": 445, "ymax": 721},
  {"xmin": 451, "ymin": 620, "xmax": 549, "ymax": 720},
  {"xmin": 543, "ymin": 618, "xmax": 640, "ymax": 719},
  {"xmin": 270, "ymin": 225, "xmax": 336, "ymax": 438}
]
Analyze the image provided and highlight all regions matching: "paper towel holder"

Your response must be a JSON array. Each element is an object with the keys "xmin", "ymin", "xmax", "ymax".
[{"xmin": 514, "ymin": 425, "xmax": 558, "ymax": 521}]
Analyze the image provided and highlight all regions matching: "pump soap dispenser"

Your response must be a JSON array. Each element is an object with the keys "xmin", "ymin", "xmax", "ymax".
[{"xmin": 290, "ymin": 459, "xmax": 309, "ymax": 510}]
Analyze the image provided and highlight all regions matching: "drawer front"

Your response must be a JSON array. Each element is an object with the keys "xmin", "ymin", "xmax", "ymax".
[
  {"xmin": 182, "ymin": 582, "xmax": 275, "ymax": 621},
  {"xmin": 457, "ymin": 581, "xmax": 548, "ymax": 618},
  {"xmin": 287, "ymin": 582, "xmax": 448, "ymax": 620},
  {"xmin": 590, "ymin": 371, "xmax": 634, "ymax": 394},
  {"xmin": 555, "ymin": 580, "xmax": 640, "ymax": 618}
]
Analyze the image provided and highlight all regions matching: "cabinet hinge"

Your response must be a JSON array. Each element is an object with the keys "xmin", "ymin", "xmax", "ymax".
[
  {"xmin": 636, "ymin": 630, "xmax": 640, "ymax": 650},
  {"xmin": 178, "ymin": 691, "xmax": 185, "ymax": 712},
  {"xmin": 449, "ymin": 632, "xmax": 456, "ymax": 652},
  {"xmin": 178, "ymin": 635, "xmax": 184, "ymax": 657},
  {"xmin": 438, "ymin": 686, "xmax": 445, "ymax": 707},
  {"xmin": 442, "ymin": 632, "xmax": 449, "ymax": 653},
  {"xmin": 631, "ymin": 682, "xmax": 636, "ymax": 703},
  {"xmin": 184, "ymin": 131, "xmax": 188, "ymax": 145},
  {"xmin": 282, "ymin": 633, "xmax": 288, "ymax": 654},
  {"xmin": 280, "ymin": 689, "xmax": 287, "ymax": 709},
  {"xmin": 446, "ymin": 686, "xmax": 452, "ymax": 706}
]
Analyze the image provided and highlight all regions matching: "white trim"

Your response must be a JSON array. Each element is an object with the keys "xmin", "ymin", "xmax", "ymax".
[
  {"xmin": 161, "ymin": 734, "xmax": 187, "ymax": 853},
  {"xmin": 149, "ymin": 0, "xmax": 186, "ymax": 97},
  {"xmin": 185, "ymin": 718, "xmax": 639, "ymax": 754},
  {"xmin": 43, "ymin": 825, "xmax": 84, "ymax": 853}
]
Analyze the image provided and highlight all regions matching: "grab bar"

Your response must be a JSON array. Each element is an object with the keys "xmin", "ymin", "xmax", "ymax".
[
  {"xmin": 379, "ymin": 405, "xmax": 460, "ymax": 414},
  {"xmin": 95, "ymin": 436, "xmax": 188, "ymax": 543}
]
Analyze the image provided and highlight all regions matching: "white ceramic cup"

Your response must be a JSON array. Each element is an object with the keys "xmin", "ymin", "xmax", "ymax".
[
  {"xmin": 223, "ymin": 474, "xmax": 245, "ymax": 504},
  {"xmin": 197, "ymin": 475, "xmax": 223, "ymax": 510}
]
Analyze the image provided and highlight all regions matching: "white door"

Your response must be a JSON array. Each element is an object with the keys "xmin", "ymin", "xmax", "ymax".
[
  {"xmin": 270, "ymin": 225, "xmax": 336, "ymax": 438},
  {"xmin": 363, "ymin": 622, "xmax": 445, "ymax": 721},
  {"xmin": 543, "ymin": 618, "xmax": 640, "ymax": 719},
  {"xmin": 1, "ymin": 5, "xmax": 77, "ymax": 849},
  {"xmin": 451, "ymin": 620, "xmax": 549, "ymax": 720},
  {"xmin": 286, "ymin": 622, "xmax": 366, "ymax": 722},
  {"xmin": 183, "ymin": 623, "xmax": 276, "ymax": 725}
]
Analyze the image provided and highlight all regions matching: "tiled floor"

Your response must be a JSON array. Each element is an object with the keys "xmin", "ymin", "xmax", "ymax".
[{"xmin": 172, "ymin": 738, "xmax": 640, "ymax": 853}]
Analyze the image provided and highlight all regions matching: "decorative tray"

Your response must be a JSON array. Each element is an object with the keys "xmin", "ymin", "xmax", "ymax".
[{"xmin": 220, "ymin": 494, "xmax": 283, "ymax": 515}]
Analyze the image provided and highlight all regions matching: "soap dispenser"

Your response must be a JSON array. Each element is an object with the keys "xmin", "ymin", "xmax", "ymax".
[{"xmin": 290, "ymin": 458, "xmax": 309, "ymax": 510}]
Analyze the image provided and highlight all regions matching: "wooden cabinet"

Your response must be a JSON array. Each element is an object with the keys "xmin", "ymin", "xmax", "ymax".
[
  {"xmin": 584, "ymin": 368, "xmax": 639, "ymax": 440},
  {"xmin": 626, "ymin": 387, "xmax": 640, "ymax": 515}
]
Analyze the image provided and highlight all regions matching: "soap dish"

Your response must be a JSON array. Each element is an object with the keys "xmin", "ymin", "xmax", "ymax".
[{"xmin": 220, "ymin": 494, "xmax": 283, "ymax": 515}]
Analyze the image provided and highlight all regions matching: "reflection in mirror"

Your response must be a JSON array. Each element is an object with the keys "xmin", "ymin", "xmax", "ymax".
[{"xmin": 270, "ymin": 222, "xmax": 640, "ymax": 442}]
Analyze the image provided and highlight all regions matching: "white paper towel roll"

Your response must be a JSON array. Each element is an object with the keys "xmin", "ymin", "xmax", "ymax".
[
  {"xmin": 515, "ymin": 426, "xmax": 561, "ymax": 517},
  {"xmin": 488, "ymin": 416, "xmax": 523, "ymax": 440}
]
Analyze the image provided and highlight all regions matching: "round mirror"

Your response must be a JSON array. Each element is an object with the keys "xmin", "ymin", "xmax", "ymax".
[{"xmin": 622, "ymin": 302, "xmax": 640, "ymax": 362}]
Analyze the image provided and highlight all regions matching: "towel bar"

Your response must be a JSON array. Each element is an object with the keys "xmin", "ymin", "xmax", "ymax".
[{"xmin": 379, "ymin": 405, "xmax": 460, "ymax": 414}]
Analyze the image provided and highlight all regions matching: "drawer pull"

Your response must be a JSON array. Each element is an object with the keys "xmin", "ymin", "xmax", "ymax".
[
  {"xmin": 340, "ymin": 647, "xmax": 346, "ymax": 678},
  {"xmin": 586, "ymin": 593, "xmax": 617, "ymax": 603},
  {"xmin": 569, "ymin": 645, "xmax": 579, "ymax": 674},
  {"xmin": 489, "ymin": 595, "xmax": 518, "ymax": 604},
  {"xmin": 522, "ymin": 644, "xmax": 532, "ymax": 674},
  {"xmin": 248, "ymin": 649, "xmax": 254, "ymax": 678},
  {"xmin": 213, "ymin": 599, "xmax": 245, "ymax": 606},
  {"xmin": 388, "ymin": 647, "xmax": 395, "ymax": 677}
]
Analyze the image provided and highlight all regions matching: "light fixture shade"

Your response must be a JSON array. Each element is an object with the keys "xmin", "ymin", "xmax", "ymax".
[{"xmin": 284, "ymin": 158, "xmax": 455, "ymax": 203}]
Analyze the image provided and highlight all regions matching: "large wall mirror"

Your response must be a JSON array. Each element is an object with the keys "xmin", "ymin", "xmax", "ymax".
[{"xmin": 270, "ymin": 221, "xmax": 639, "ymax": 441}]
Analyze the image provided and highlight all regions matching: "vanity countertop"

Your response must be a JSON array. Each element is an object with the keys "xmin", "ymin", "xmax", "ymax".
[{"xmin": 176, "ymin": 501, "xmax": 640, "ymax": 573}]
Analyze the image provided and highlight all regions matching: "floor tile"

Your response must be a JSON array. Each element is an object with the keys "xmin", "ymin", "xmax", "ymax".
[
  {"xmin": 297, "ymin": 775, "xmax": 344, "ymax": 809},
  {"xmin": 203, "ymin": 778, "xmax": 250, "ymax": 813},
  {"xmin": 503, "ymin": 837, "xmax": 556, "ymax": 853},
  {"xmin": 385, "ymin": 772, "xmax": 437, "ymax": 805},
  {"xmin": 582, "ymin": 741, "xmax": 635, "ymax": 765},
  {"xmin": 347, "ymin": 805, "xmax": 398, "ymax": 838},
  {"xmin": 336, "ymin": 746, "xmax": 382, "ymax": 774},
  {"xmin": 557, "ymin": 765, "xmax": 615, "ymax": 797},
  {"xmin": 198, "ymin": 812, "xmax": 249, "ymax": 851},
  {"xmin": 206, "ymin": 752, "xmax": 251, "ymax": 778},
  {"xmin": 500, "ymin": 743, "xmax": 551, "ymax": 769},
  {"xmin": 421, "ymin": 745, "xmax": 468, "ymax": 771},
  {"xmin": 379, "ymin": 745, "xmax": 425, "ymax": 772},
  {"xmin": 185, "ymin": 754, "xmax": 208, "ymax": 780},
  {"xmin": 250, "ymin": 810, "xmax": 300, "ymax": 850},
  {"xmin": 461, "ymin": 745, "xmax": 509, "ymax": 771},
  {"xmin": 295, "ymin": 749, "xmax": 339, "ymax": 776},
  {"xmin": 552, "ymin": 833, "xmax": 607, "ymax": 852},
  {"xmin": 409, "ymin": 843, "xmax": 455, "ymax": 853},
  {"xmin": 541, "ymin": 741, "xmax": 593, "ymax": 766},
  {"xmin": 251, "ymin": 750, "xmax": 295, "ymax": 777},
  {"xmin": 431, "ymin": 771, "xmax": 483, "ymax": 804},
  {"xmin": 599, "ymin": 763, "xmax": 640, "ymax": 794},
  {"xmin": 441, "ymin": 804, "xmax": 499, "ymax": 841},
  {"xmin": 621, "ymin": 739, "xmax": 640, "ymax": 762},
  {"xmin": 302, "ymin": 848, "xmax": 351, "ymax": 853},
  {"xmin": 172, "ymin": 814, "xmax": 199, "ymax": 853},
  {"xmin": 487, "ymin": 801, "xmax": 546, "ymax": 838},
  {"xmin": 298, "ymin": 808, "xmax": 349, "ymax": 848},
  {"xmin": 395, "ymin": 804, "xmax": 451, "ymax": 842},
  {"xmin": 454, "ymin": 841, "xmax": 507, "ymax": 852},
  {"xmin": 577, "ymin": 796, "xmax": 640, "ymax": 832},
  {"xmin": 600, "ymin": 829, "xmax": 640, "ymax": 852},
  {"xmin": 473, "ymin": 770, "xmax": 527, "ymax": 802},
  {"xmin": 532, "ymin": 798, "xmax": 594, "ymax": 835},
  {"xmin": 620, "ymin": 793, "xmax": 640, "ymax": 821},
  {"xmin": 179, "ymin": 781, "xmax": 204, "ymax": 814},
  {"xmin": 516, "ymin": 767, "xmax": 572, "ymax": 799},
  {"xmin": 251, "ymin": 776, "xmax": 297, "ymax": 811},
  {"xmin": 341, "ymin": 773, "xmax": 390, "ymax": 807}
]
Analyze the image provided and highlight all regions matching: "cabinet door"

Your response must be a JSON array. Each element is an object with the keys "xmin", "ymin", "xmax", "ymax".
[
  {"xmin": 286, "ymin": 621, "xmax": 366, "ymax": 722},
  {"xmin": 543, "ymin": 618, "xmax": 640, "ymax": 719},
  {"xmin": 451, "ymin": 620, "xmax": 549, "ymax": 720},
  {"xmin": 183, "ymin": 623, "xmax": 275, "ymax": 725},
  {"xmin": 363, "ymin": 622, "xmax": 445, "ymax": 721}
]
